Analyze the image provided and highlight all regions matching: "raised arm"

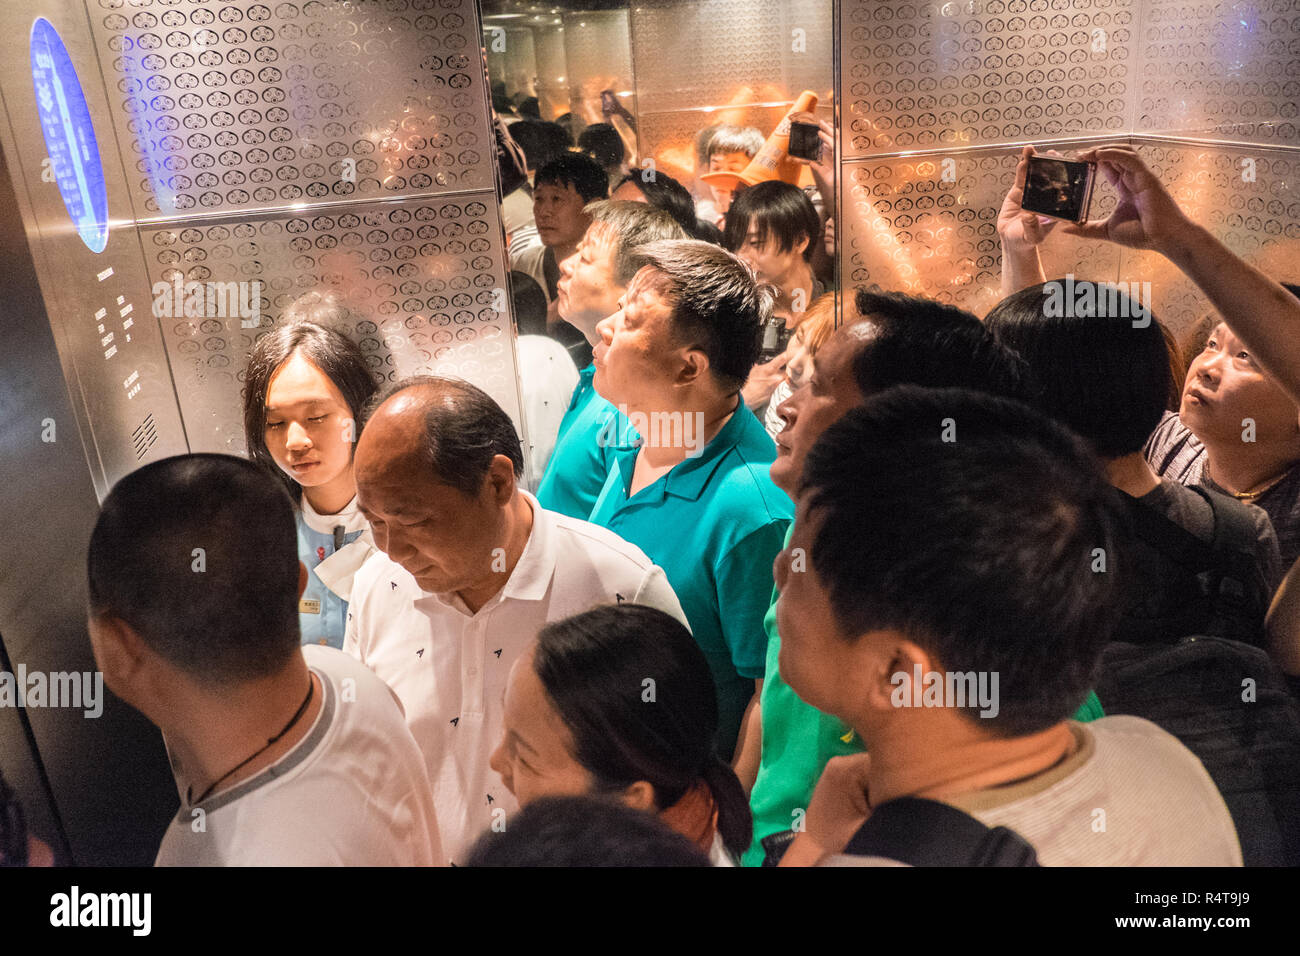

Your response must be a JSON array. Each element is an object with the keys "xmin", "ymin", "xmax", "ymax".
[
  {"xmin": 996, "ymin": 145, "xmax": 1057, "ymax": 297},
  {"xmin": 1064, "ymin": 144, "xmax": 1300, "ymax": 405}
]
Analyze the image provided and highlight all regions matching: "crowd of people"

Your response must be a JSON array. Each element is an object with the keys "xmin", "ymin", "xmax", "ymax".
[{"xmin": 16, "ymin": 117, "xmax": 1298, "ymax": 868}]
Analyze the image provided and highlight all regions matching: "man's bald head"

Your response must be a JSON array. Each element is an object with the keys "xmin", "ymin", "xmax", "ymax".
[
  {"xmin": 356, "ymin": 376, "xmax": 524, "ymax": 496},
  {"xmin": 353, "ymin": 376, "xmax": 526, "ymax": 596}
]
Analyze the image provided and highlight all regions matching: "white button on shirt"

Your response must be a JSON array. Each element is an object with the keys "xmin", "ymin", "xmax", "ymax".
[{"xmin": 344, "ymin": 490, "xmax": 688, "ymax": 862}]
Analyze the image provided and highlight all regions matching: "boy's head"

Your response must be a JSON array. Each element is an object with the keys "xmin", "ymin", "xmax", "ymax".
[{"xmin": 723, "ymin": 181, "xmax": 821, "ymax": 285}]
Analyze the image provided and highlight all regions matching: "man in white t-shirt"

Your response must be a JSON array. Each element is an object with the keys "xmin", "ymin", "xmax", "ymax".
[
  {"xmin": 772, "ymin": 387, "xmax": 1241, "ymax": 867},
  {"xmin": 346, "ymin": 376, "xmax": 687, "ymax": 862},
  {"xmin": 85, "ymin": 454, "xmax": 442, "ymax": 866}
]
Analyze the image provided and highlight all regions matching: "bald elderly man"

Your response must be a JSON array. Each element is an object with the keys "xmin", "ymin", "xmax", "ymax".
[{"xmin": 343, "ymin": 375, "xmax": 687, "ymax": 862}]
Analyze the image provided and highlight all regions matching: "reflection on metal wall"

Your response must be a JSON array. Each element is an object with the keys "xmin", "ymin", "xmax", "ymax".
[
  {"xmin": 562, "ymin": 10, "xmax": 632, "ymax": 124},
  {"xmin": 631, "ymin": 0, "xmax": 833, "ymax": 182},
  {"xmin": 142, "ymin": 195, "xmax": 513, "ymax": 453},
  {"xmin": 841, "ymin": 0, "xmax": 1135, "ymax": 157},
  {"xmin": 77, "ymin": 0, "xmax": 522, "ymax": 457},
  {"xmin": 1118, "ymin": 141, "xmax": 1300, "ymax": 330},
  {"xmin": 841, "ymin": 139, "xmax": 1123, "ymax": 319},
  {"xmin": 1137, "ymin": 0, "xmax": 1300, "ymax": 145},
  {"xmin": 837, "ymin": 0, "xmax": 1300, "ymax": 336},
  {"xmin": 92, "ymin": 0, "xmax": 494, "ymax": 215}
]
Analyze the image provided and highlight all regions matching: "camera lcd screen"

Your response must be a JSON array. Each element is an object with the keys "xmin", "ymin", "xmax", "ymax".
[
  {"xmin": 788, "ymin": 121, "xmax": 821, "ymax": 162},
  {"xmin": 1022, "ymin": 156, "xmax": 1095, "ymax": 223}
]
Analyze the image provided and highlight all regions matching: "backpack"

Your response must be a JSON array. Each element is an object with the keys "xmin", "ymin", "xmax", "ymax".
[
  {"xmin": 1097, "ymin": 635, "xmax": 1300, "ymax": 866},
  {"xmin": 1114, "ymin": 485, "xmax": 1270, "ymax": 647},
  {"xmin": 840, "ymin": 797, "xmax": 1040, "ymax": 867}
]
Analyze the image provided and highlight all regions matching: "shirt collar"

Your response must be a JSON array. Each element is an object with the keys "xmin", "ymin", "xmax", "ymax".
[
  {"xmin": 499, "ymin": 490, "xmax": 555, "ymax": 602},
  {"xmin": 300, "ymin": 494, "xmax": 367, "ymax": 535},
  {"xmin": 646, "ymin": 399, "xmax": 760, "ymax": 503},
  {"xmin": 415, "ymin": 489, "xmax": 555, "ymax": 615}
]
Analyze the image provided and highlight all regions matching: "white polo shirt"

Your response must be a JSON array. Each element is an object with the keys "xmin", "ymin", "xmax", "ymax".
[
  {"xmin": 344, "ymin": 490, "xmax": 688, "ymax": 862},
  {"xmin": 155, "ymin": 645, "xmax": 444, "ymax": 866}
]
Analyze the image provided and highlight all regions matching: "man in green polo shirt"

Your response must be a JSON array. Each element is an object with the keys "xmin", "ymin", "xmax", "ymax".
[
  {"xmin": 536, "ymin": 201, "xmax": 687, "ymax": 520},
  {"xmin": 739, "ymin": 290, "xmax": 1106, "ymax": 866},
  {"xmin": 588, "ymin": 239, "xmax": 793, "ymax": 757}
]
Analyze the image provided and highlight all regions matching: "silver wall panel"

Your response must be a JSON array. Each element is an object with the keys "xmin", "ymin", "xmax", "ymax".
[
  {"xmin": 562, "ymin": 10, "xmax": 632, "ymax": 123},
  {"xmin": 629, "ymin": 0, "xmax": 833, "ymax": 167},
  {"xmin": 1119, "ymin": 138, "xmax": 1300, "ymax": 335},
  {"xmin": 840, "ymin": 138, "xmax": 1125, "ymax": 320},
  {"xmin": 840, "ymin": 0, "xmax": 1137, "ymax": 159},
  {"xmin": 835, "ymin": 0, "xmax": 1300, "ymax": 339},
  {"xmin": 629, "ymin": 0, "xmax": 832, "ymax": 116},
  {"xmin": 89, "ymin": 0, "xmax": 495, "ymax": 218},
  {"xmin": 1136, "ymin": 0, "xmax": 1300, "ymax": 146},
  {"xmin": 0, "ymin": 1, "xmax": 189, "ymax": 499},
  {"xmin": 142, "ymin": 191, "xmax": 520, "ymax": 455}
]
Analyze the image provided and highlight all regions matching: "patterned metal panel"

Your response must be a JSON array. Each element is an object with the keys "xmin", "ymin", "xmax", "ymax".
[
  {"xmin": 1135, "ymin": 0, "xmax": 1300, "ymax": 146},
  {"xmin": 561, "ymin": 10, "xmax": 633, "ymax": 124},
  {"xmin": 840, "ymin": 140, "xmax": 1125, "ymax": 320},
  {"xmin": 637, "ymin": 102, "xmax": 836, "ymax": 186},
  {"xmin": 1118, "ymin": 139, "xmax": 1300, "ymax": 336},
  {"xmin": 141, "ymin": 192, "xmax": 519, "ymax": 454},
  {"xmin": 629, "ymin": 0, "xmax": 832, "ymax": 116},
  {"xmin": 839, "ymin": 137, "xmax": 1300, "ymax": 339},
  {"xmin": 840, "ymin": 0, "xmax": 1137, "ymax": 158},
  {"xmin": 89, "ymin": 0, "xmax": 494, "ymax": 217}
]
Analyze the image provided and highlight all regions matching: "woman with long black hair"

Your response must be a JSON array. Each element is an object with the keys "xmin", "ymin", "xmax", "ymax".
[
  {"xmin": 242, "ymin": 292, "xmax": 377, "ymax": 648},
  {"xmin": 488, "ymin": 604, "xmax": 752, "ymax": 864}
]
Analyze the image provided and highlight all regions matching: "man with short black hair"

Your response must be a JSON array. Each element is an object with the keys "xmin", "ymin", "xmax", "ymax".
[
  {"xmin": 724, "ymin": 181, "xmax": 823, "ymax": 324},
  {"xmin": 590, "ymin": 239, "xmax": 793, "ymax": 757},
  {"xmin": 740, "ymin": 289, "xmax": 1106, "ymax": 868},
  {"xmin": 777, "ymin": 387, "xmax": 1240, "ymax": 866},
  {"xmin": 86, "ymin": 454, "xmax": 443, "ymax": 865},
  {"xmin": 724, "ymin": 181, "xmax": 826, "ymax": 411},
  {"xmin": 510, "ymin": 151, "xmax": 609, "ymax": 303},
  {"xmin": 538, "ymin": 200, "xmax": 688, "ymax": 518},
  {"xmin": 610, "ymin": 168, "xmax": 702, "ymax": 239},
  {"xmin": 345, "ymin": 375, "xmax": 687, "ymax": 861}
]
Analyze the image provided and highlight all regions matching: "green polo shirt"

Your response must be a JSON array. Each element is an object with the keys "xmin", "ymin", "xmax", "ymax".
[
  {"xmin": 589, "ymin": 402, "xmax": 793, "ymax": 756},
  {"xmin": 537, "ymin": 364, "xmax": 635, "ymax": 520},
  {"xmin": 743, "ymin": 528, "xmax": 1108, "ymax": 867}
]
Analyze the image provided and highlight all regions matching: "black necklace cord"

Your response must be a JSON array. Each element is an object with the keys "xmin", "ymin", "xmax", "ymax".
[{"xmin": 187, "ymin": 674, "xmax": 316, "ymax": 807}]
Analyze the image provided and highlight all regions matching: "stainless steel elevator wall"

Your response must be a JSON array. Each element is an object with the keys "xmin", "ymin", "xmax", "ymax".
[{"xmin": 837, "ymin": 0, "xmax": 1300, "ymax": 335}]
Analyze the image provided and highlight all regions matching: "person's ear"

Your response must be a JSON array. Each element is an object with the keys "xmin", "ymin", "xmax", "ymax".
[
  {"xmin": 485, "ymin": 454, "xmax": 518, "ymax": 506},
  {"xmin": 676, "ymin": 347, "xmax": 709, "ymax": 388},
  {"xmin": 863, "ymin": 633, "xmax": 934, "ymax": 717},
  {"xmin": 87, "ymin": 613, "xmax": 149, "ymax": 700},
  {"xmin": 298, "ymin": 561, "xmax": 309, "ymax": 599},
  {"xmin": 619, "ymin": 780, "xmax": 657, "ymax": 813},
  {"xmin": 794, "ymin": 233, "xmax": 810, "ymax": 260}
]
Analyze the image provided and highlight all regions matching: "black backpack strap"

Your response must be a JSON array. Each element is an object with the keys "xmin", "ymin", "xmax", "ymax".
[
  {"xmin": 842, "ymin": 797, "xmax": 1040, "ymax": 866},
  {"xmin": 1191, "ymin": 484, "xmax": 1266, "ymax": 561},
  {"xmin": 1189, "ymin": 485, "xmax": 1270, "ymax": 612},
  {"xmin": 1120, "ymin": 491, "xmax": 1217, "ymax": 572}
]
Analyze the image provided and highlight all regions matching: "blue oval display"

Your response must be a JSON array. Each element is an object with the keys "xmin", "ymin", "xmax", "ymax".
[{"xmin": 30, "ymin": 17, "xmax": 109, "ymax": 254}]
